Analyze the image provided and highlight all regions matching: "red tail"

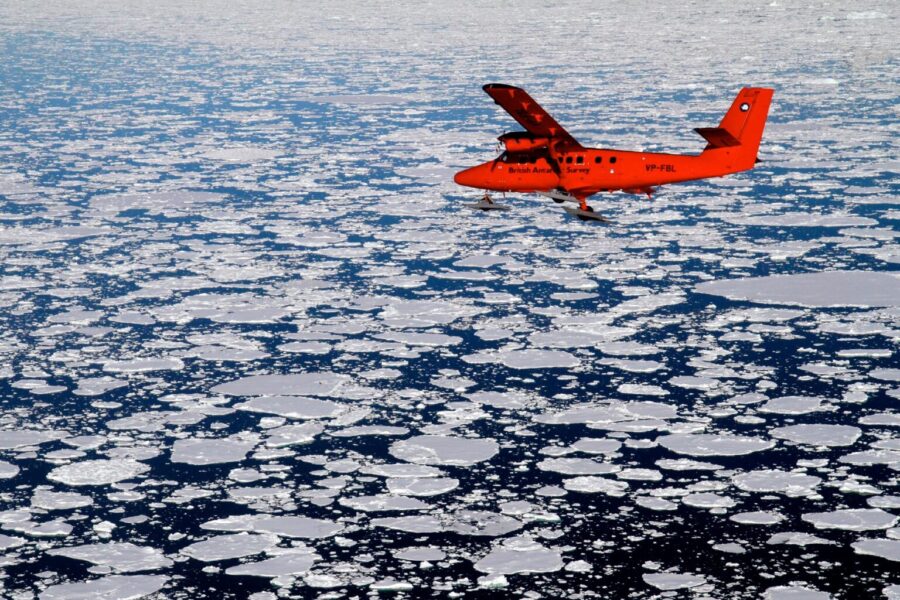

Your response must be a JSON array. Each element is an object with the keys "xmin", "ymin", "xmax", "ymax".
[{"xmin": 696, "ymin": 88, "xmax": 773, "ymax": 173}]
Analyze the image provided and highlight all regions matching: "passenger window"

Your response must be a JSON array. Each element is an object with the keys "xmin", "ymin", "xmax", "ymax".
[
  {"xmin": 576, "ymin": 156, "xmax": 584, "ymax": 164},
  {"xmin": 565, "ymin": 156, "xmax": 573, "ymax": 164},
  {"xmin": 610, "ymin": 156, "xmax": 617, "ymax": 164},
  {"xmin": 595, "ymin": 156, "xmax": 602, "ymax": 164}
]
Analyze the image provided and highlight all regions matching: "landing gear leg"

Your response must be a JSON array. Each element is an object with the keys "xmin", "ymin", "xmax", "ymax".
[{"xmin": 562, "ymin": 196, "xmax": 608, "ymax": 222}]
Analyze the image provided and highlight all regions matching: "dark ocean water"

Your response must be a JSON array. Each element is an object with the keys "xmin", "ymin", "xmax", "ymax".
[{"xmin": 0, "ymin": 4, "xmax": 898, "ymax": 599}]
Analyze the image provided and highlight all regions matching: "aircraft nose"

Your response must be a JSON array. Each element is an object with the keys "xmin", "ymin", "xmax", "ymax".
[{"xmin": 454, "ymin": 165, "xmax": 483, "ymax": 188}]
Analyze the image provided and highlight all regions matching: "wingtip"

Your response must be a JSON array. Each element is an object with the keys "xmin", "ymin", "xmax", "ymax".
[{"xmin": 483, "ymin": 83, "xmax": 520, "ymax": 92}]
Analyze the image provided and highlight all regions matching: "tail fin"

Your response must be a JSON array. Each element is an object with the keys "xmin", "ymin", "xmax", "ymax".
[{"xmin": 696, "ymin": 87, "xmax": 774, "ymax": 171}]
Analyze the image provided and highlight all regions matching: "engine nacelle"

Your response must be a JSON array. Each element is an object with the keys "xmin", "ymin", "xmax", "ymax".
[{"xmin": 498, "ymin": 132, "xmax": 550, "ymax": 152}]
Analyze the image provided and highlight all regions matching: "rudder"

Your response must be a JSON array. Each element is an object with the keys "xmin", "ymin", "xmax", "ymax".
[{"xmin": 719, "ymin": 87, "xmax": 774, "ymax": 163}]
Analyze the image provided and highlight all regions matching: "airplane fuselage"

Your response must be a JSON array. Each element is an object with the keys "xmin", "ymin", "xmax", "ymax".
[{"xmin": 456, "ymin": 145, "xmax": 752, "ymax": 197}]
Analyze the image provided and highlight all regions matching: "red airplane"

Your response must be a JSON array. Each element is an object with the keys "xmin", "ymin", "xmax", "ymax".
[{"xmin": 454, "ymin": 84, "xmax": 774, "ymax": 221}]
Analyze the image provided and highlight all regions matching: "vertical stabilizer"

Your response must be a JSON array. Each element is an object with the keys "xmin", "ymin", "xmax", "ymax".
[{"xmin": 719, "ymin": 87, "xmax": 774, "ymax": 164}]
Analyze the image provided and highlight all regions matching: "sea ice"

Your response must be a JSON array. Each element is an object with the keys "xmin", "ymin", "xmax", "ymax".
[
  {"xmin": 48, "ymin": 542, "xmax": 172, "ymax": 572},
  {"xmin": 474, "ymin": 538, "xmax": 563, "ymax": 575},
  {"xmin": 802, "ymin": 509, "xmax": 897, "ymax": 531},
  {"xmin": 389, "ymin": 435, "xmax": 499, "ymax": 466},
  {"xmin": 181, "ymin": 533, "xmax": 278, "ymax": 562},
  {"xmin": 225, "ymin": 549, "xmax": 320, "ymax": 577},
  {"xmin": 235, "ymin": 396, "xmax": 342, "ymax": 419},
  {"xmin": 732, "ymin": 470, "xmax": 821, "ymax": 497},
  {"xmin": 762, "ymin": 585, "xmax": 833, "ymax": 599},
  {"xmin": 0, "ymin": 429, "xmax": 65, "ymax": 449},
  {"xmin": 39, "ymin": 575, "xmax": 167, "ymax": 600},
  {"xmin": 212, "ymin": 372, "xmax": 352, "ymax": 397},
  {"xmin": 851, "ymin": 538, "xmax": 900, "ymax": 562},
  {"xmin": 657, "ymin": 433, "xmax": 774, "ymax": 456},
  {"xmin": 47, "ymin": 460, "xmax": 149, "ymax": 487},
  {"xmin": 170, "ymin": 438, "xmax": 256, "ymax": 465},
  {"xmin": 642, "ymin": 572, "xmax": 706, "ymax": 591},
  {"xmin": 201, "ymin": 515, "xmax": 343, "ymax": 539},
  {"xmin": 695, "ymin": 271, "xmax": 900, "ymax": 308},
  {"xmin": 769, "ymin": 424, "xmax": 860, "ymax": 447}
]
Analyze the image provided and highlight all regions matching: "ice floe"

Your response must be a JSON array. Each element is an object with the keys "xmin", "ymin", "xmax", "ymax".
[
  {"xmin": 696, "ymin": 271, "xmax": 900, "ymax": 308},
  {"xmin": 47, "ymin": 460, "xmax": 149, "ymax": 487}
]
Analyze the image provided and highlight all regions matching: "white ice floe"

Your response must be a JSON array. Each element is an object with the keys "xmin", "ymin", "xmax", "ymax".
[
  {"xmin": 732, "ymin": 470, "xmax": 821, "ymax": 497},
  {"xmin": 642, "ymin": 572, "xmax": 706, "ymax": 591},
  {"xmin": 339, "ymin": 495, "xmax": 429, "ymax": 512},
  {"xmin": 801, "ymin": 509, "xmax": 897, "ymax": 531},
  {"xmin": 839, "ymin": 449, "xmax": 900, "ymax": 466},
  {"xmin": 635, "ymin": 497, "xmax": 677, "ymax": 511},
  {"xmin": 181, "ymin": 533, "xmax": 278, "ymax": 562},
  {"xmin": 103, "ymin": 357, "xmax": 184, "ymax": 373},
  {"xmin": 656, "ymin": 458, "xmax": 723, "ymax": 471},
  {"xmin": 201, "ymin": 514, "xmax": 343, "ymax": 539},
  {"xmin": 212, "ymin": 372, "xmax": 354, "ymax": 397},
  {"xmin": 657, "ymin": 433, "xmax": 774, "ymax": 457},
  {"xmin": 330, "ymin": 425, "xmax": 409, "ymax": 437},
  {"xmin": 571, "ymin": 438, "xmax": 622, "ymax": 454},
  {"xmin": 0, "ymin": 533, "xmax": 25, "ymax": 550},
  {"xmin": 465, "ymin": 390, "xmax": 532, "ymax": 409},
  {"xmin": 851, "ymin": 538, "xmax": 900, "ymax": 562},
  {"xmin": 389, "ymin": 435, "xmax": 498, "ymax": 466},
  {"xmin": 759, "ymin": 395, "xmax": 828, "ymax": 415},
  {"xmin": 379, "ymin": 299, "xmax": 482, "ymax": 328},
  {"xmin": 361, "ymin": 463, "xmax": 444, "ymax": 479},
  {"xmin": 618, "ymin": 383, "xmax": 669, "ymax": 396},
  {"xmin": 0, "ymin": 429, "xmax": 65, "ymax": 449},
  {"xmin": 31, "ymin": 489, "xmax": 93, "ymax": 510},
  {"xmin": 474, "ymin": 537, "xmax": 563, "ymax": 575},
  {"xmin": 695, "ymin": 271, "xmax": 900, "ymax": 308},
  {"xmin": 170, "ymin": 438, "xmax": 256, "ymax": 465},
  {"xmin": 730, "ymin": 511, "xmax": 785, "ymax": 525},
  {"xmin": 265, "ymin": 423, "xmax": 323, "ymax": 447},
  {"xmin": 48, "ymin": 542, "xmax": 172, "ymax": 572},
  {"xmin": 871, "ymin": 368, "xmax": 900, "ymax": 382},
  {"xmin": 39, "ymin": 574, "xmax": 167, "ymax": 600},
  {"xmin": 720, "ymin": 212, "xmax": 876, "ymax": 228},
  {"xmin": 235, "ymin": 396, "xmax": 342, "ymax": 419},
  {"xmin": 769, "ymin": 424, "xmax": 861, "ymax": 447},
  {"xmin": 762, "ymin": 585, "xmax": 833, "ymax": 599},
  {"xmin": 372, "ymin": 511, "xmax": 522, "ymax": 537},
  {"xmin": 225, "ymin": 548, "xmax": 320, "ymax": 577},
  {"xmin": 47, "ymin": 460, "xmax": 149, "ymax": 487},
  {"xmin": 394, "ymin": 547, "xmax": 446, "ymax": 562},
  {"xmin": 538, "ymin": 458, "xmax": 618, "ymax": 476},
  {"xmin": 683, "ymin": 492, "xmax": 735, "ymax": 509},
  {"xmin": 496, "ymin": 349, "xmax": 580, "ymax": 370},
  {"xmin": 535, "ymin": 401, "xmax": 676, "ymax": 425},
  {"xmin": 387, "ymin": 477, "xmax": 459, "ymax": 496},
  {"xmin": 72, "ymin": 377, "xmax": 128, "ymax": 396},
  {"xmin": 563, "ymin": 476, "xmax": 629, "ymax": 496}
]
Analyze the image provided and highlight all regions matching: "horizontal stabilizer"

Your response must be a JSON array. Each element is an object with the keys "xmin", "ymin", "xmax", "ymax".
[{"xmin": 695, "ymin": 127, "xmax": 741, "ymax": 149}]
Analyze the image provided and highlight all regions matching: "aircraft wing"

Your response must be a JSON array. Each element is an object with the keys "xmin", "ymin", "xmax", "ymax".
[{"xmin": 483, "ymin": 83, "xmax": 583, "ymax": 150}]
